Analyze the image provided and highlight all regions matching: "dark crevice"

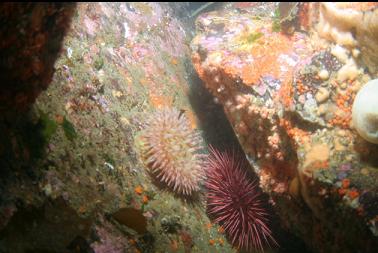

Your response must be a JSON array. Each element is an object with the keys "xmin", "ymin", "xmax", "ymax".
[
  {"xmin": 187, "ymin": 66, "xmax": 243, "ymax": 154},
  {"xmin": 284, "ymin": 110, "xmax": 326, "ymax": 132}
]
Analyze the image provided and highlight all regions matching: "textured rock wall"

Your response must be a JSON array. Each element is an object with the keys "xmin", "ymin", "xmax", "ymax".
[
  {"xmin": 0, "ymin": 3, "xmax": 236, "ymax": 252},
  {"xmin": 0, "ymin": 3, "xmax": 76, "ymax": 113},
  {"xmin": 191, "ymin": 3, "xmax": 378, "ymax": 253}
]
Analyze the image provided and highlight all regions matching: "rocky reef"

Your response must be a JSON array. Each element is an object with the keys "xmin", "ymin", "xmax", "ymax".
[
  {"xmin": 191, "ymin": 2, "xmax": 378, "ymax": 253},
  {"xmin": 0, "ymin": 3, "xmax": 237, "ymax": 252},
  {"xmin": 1, "ymin": 2, "xmax": 377, "ymax": 253}
]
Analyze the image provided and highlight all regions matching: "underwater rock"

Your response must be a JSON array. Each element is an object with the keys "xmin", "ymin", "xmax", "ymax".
[
  {"xmin": 0, "ymin": 198, "xmax": 93, "ymax": 252},
  {"xmin": 316, "ymin": 2, "xmax": 378, "ymax": 74},
  {"xmin": 352, "ymin": 79, "xmax": 378, "ymax": 144},
  {"xmin": 0, "ymin": 3, "xmax": 76, "ymax": 114},
  {"xmin": 1, "ymin": 2, "xmax": 234, "ymax": 253},
  {"xmin": 160, "ymin": 215, "xmax": 182, "ymax": 234},
  {"xmin": 191, "ymin": 5, "xmax": 378, "ymax": 253},
  {"xmin": 90, "ymin": 218, "xmax": 134, "ymax": 253},
  {"xmin": 2, "ymin": 2, "xmax": 377, "ymax": 252}
]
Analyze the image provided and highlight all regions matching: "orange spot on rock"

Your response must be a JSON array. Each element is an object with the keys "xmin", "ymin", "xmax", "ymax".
[
  {"xmin": 128, "ymin": 239, "xmax": 136, "ymax": 245},
  {"xmin": 218, "ymin": 238, "xmax": 224, "ymax": 246},
  {"xmin": 342, "ymin": 178, "xmax": 350, "ymax": 189},
  {"xmin": 217, "ymin": 226, "xmax": 224, "ymax": 234},
  {"xmin": 240, "ymin": 65, "xmax": 260, "ymax": 86},
  {"xmin": 134, "ymin": 185, "xmax": 143, "ymax": 195},
  {"xmin": 209, "ymin": 239, "xmax": 216, "ymax": 246},
  {"xmin": 239, "ymin": 32, "xmax": 293, "ymax": 86},
  {"xmin": 78, "ymin": 205, "xmax": 86, "ymax": 214},
  {"xmin": 149, "ymin": 91, "xmax": 172, "ymax": 109},
  {"xmin": 338, "ymin": 188, "xmax": 346, "ymax": 196},
  {"xmin": 171, "ymin": 57, "xmax": 178, "ymax": 65},
  {"xmin": 280, "ymin": 118, "xmax": 310, "ymax": 146},
  {"xmin": 142, "ymin": 195, "xmax": 149, "ymax": 204},
  {"xmin": 206, "ymin": 223, "xmax": 212, "ymax": 230},
  {"xmin": 348, "ymin": 189, "xmax": 359, "ymax": 199},
  {"xmin": 329, "ymin": 86, "xmax": 356, "ymax": 129}
]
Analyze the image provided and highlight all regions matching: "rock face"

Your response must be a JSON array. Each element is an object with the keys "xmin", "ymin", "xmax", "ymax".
[
  {"xmin": 0, "ymin": 3, "xmax": 235, "ymax": 253},
  {"xmin": 317, "ymin": 2, "xmax": 378, "ymax": 74},
  {"xmin": 0, "ymin": 3, "xmax": 76, "ymax": 113},
  {"xmin": 191, "ymin": 3, "xmax": 378, "ymax": 253}
]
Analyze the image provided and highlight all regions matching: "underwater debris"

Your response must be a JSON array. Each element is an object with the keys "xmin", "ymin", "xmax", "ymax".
[
  {"xmin": 205, "ymin": 147, "xmax": 277, "ymax": 252},
  {"xmin": 137, "ymin": 108, "xmax": 206, "ymax": 196}
]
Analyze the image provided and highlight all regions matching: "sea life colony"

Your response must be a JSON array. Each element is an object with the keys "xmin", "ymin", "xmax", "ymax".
[
  {"xmin": 0, "ymin": 2, "xmax": 378, "ymax": 253},
  {"xmin": 137, "ymin": 107, "xmax": 275, "ymax": 251}
]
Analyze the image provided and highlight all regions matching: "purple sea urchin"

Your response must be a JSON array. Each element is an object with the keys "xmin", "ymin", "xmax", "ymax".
[
  {"xmin": 205, "ymin": 146, "xmax": 277, "ymax": 252},
  {"xmin": 138, "ymin": 108, "xmax": 205, "ymax": 195}
]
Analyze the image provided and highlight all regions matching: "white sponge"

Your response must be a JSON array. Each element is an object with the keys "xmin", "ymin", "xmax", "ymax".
[{"xmin": 352, "ymin": 79, "xmax": 378, "ymax": 144}]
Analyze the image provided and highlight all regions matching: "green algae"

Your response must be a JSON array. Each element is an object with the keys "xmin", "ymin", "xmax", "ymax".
[
  {"xmin": 272, "ymin": 8, "xmax": 281, "ymax": 32},
  {"xmin": 62, "ymin": 116, "xmax": 77, "ymax": 141},
  {"xmin": 39, "ymin": 111, "xmax": 58, "ymax": 143}
]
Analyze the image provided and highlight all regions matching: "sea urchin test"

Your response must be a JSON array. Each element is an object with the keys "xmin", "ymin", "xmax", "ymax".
[
  {"xmin": 137, "ymin": 108, "xmax": 205, "ymax": 195},
  {"xmin": 352, "ymin": 79, "xmax": 378, "ymax": 144}
]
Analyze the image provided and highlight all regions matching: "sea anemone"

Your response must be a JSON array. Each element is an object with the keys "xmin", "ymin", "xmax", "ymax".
[
  {"xmin": 138, "ymin": 108, "xmax": 205, "ymax": 195},
  {"xmin": 205, "ymin": 146, "xmax": 276, "ymax": 252}
]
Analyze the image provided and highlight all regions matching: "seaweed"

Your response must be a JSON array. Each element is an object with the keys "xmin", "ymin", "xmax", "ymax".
[
  {"xmin": 62, "ymin": 117, "xmax": 77, "ymax": 141},
  {"xmin": 272, "ymin": 8, "xmax": 281, "ymax": 33},
  {"xmin": 39, "ymin": 111, "xmax": 58, "ymax": 141},
  {"xmin": 245, "ymin": 32, "xmax": 263, "ymax": 44}
]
